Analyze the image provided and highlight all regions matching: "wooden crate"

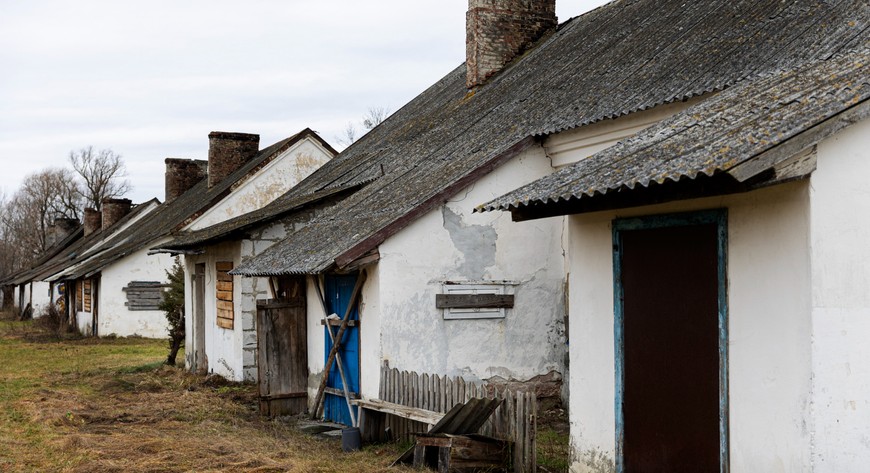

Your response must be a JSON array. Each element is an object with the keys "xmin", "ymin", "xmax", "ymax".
[{"xmin": 413, "ymin": 433, "xmax": 511, "ymax": 472}]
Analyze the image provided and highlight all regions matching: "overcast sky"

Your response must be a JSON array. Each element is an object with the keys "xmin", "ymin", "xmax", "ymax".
[{"xmin": 1, "ymin": 0, "xmax": 610, "ymax": 204}]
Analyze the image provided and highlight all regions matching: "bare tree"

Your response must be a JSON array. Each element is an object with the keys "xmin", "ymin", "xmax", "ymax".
[
  {"xmin": 335, "ymin": 106, "xmax": 391, "ymax": 147},
  {"xmin": 4, "ymin": 169, "xmax": 83, "ymax": 258},
  {"xmin": 0, "ymin": 192, "xmax": 19, "ymax": 277},
  {"xmin": 336, "ymin": 122, "xmax": 358, "ymax": 148},
  {"xmin": 69, "ymin": 147, "xmax": 132, "ymax": 210},
  {"xmin": 362, "ymin": 106, "xmax": 390, "ymax": 130}
]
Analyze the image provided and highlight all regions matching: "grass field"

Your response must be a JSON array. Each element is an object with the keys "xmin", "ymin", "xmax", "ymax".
[
  {"xmin": 0, "ymin": 312, "xmax": 569, "ymax": 472},
  {"xmin": 0, "ymin": 313, "xmax": 408, "ymax": 472}
]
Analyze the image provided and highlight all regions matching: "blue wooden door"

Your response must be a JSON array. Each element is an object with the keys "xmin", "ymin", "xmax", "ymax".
[{"xmin": 323, "ymin": 273, "xmax": 360, "ymax": 425}]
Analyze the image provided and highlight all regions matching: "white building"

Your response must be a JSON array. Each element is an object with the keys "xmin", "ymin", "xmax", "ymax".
[
  {"xmin": 481, "ymin": 2, "xmax": 870, "ymax": 471},
  {"xmin": 44, "ymin": 129, "xmax": 333, "ymax": 338},
  {"xmin": 153, "ymin": 129, "xmax": 336, "ymax": 381},
  {"xmin": 165, "ymin": 4, "xmax": 869, "ymax": 471}
]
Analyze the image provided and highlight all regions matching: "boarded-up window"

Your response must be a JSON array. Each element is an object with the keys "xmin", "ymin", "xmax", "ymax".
[
  {"xmin": 76, "ymin": 281, "xmax": 83, "ymax": 312},
  {"xmin": 437, "ymin": 283, "xmax": 514, "ymax": 320},
  {"xmin": 83, "ymin": 279, "xmax": 92, "ymax": 313},
  {"xmin": 123, "ymin": 281, "xmax": 166, "ymax": 311},
  {"xmin": 216, "ymin": 261, "xmax": 234, "ymax": 329}
]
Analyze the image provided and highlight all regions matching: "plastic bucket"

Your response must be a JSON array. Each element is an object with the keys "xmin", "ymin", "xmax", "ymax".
[{"xmin": 341, "ymin": 427, "xmax": 361, "ymax": 452}]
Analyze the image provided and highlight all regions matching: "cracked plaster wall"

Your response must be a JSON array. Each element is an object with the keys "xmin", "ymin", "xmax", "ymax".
[{"xmin": 364, "ymin": 144, "xmax": 568, "ymax": 400}]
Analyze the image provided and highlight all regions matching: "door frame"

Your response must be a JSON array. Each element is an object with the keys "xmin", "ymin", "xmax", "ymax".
[
  {"xmin": 193, "ymin": 263, "xmax": 207, "ymax": 374},
  {"xmin": 612, "ymin": 209, "xmax": 729, "ymax": 473}
]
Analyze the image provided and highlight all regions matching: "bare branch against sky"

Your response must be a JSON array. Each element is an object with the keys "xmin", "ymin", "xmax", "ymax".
[
  {"xmin": 69, "ymin": 147, "xmax": 132, "ymax": 210},
  {"xmin": 0, "ymin": 0, "xmax": 610, "ymax": 204}
]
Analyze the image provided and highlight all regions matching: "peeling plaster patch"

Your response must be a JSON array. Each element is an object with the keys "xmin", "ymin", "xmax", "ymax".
[
  {"xmin": 579, "ymin": 449, "xmax": 616, "ymax": 473},
  {"xmin": 218, "ymin": 358, "xmax": 236, "ymax": 380},
  {"xmin": 441, "ymin": 206, "xmax": 497, "ymax": 279},
  {"xmin": 293, "ymin": 152, "xmax": 323, "ymax": 181},
  {"xmin": 308, "ymin": 369, "xmax": 324, "ymax": 392},
  {"xmin": 240, "ymin": 240, "xmax": 255, "ymax": 258},
  {"xmin": 259, "ymin": 223, "xmax": 287, "ymax": 240}
]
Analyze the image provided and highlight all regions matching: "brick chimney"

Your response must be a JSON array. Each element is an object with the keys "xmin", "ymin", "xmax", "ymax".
[
  {"xmin": 101, "ymin": 198, "xmax": 132, "ymax": 230},
  {"xmin": 46, "ymin": 217, "xmax": 80, "ymax": 247},
  {"xmin": 165, "ymin": 158, "xmax": 208, "ymax": 203},
  {"xmin": 207, "ymin": 132, "xmax": 260, "ymax": 188},
  {"xmin": 84, "ymin": 208, "xmax": 102, "ymax": 237},
  {"xmin": 466, "ymin": 0, "xmax": 557, "ymax": 88}
]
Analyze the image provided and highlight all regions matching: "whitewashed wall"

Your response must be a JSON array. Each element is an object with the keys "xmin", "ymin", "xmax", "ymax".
[
  {"xmin": 184, "ymin": 241, "xmax": 245, "ymax": 381},
  {"xmin": 188, "ymin": 138, "xmax": 333, "ymax": 231},
  {"xmin": 305, "ymin": 275, "xmax": 330, "ymax": 406},
  {"xmin": 808, "ymin": 118, "xmax": 870, "ymax": 472},
  {"xmin": 357, "ymin": 145, "xmax": 568, "ymax": 400},
  {"xmin": 565, "ymin": 118, "xmax": 870, "ymax": 472},
  {"xmin": 544, "ymin": 98, "xmax": 700, "ymax": 168},
  {"xmin": 30, "ymin": 281, "xmax": 51, "ymax": 317},
  {"xmin": 98, "ymin": 244, "xmax": 174, "ymax": 338}
]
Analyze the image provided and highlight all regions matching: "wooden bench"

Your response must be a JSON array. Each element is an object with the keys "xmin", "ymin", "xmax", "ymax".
[{"xmin": 351, "ymin": 398, "xmax": 444, "ymax": 442}]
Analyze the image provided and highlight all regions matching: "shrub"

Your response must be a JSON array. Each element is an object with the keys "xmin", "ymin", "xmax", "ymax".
[
  {"xmin": 32, "ymin": 304, "xmax": 77, "ymax": 338},
  {"xmin": 159, "ymin": 257, "xmax": 185, "ymax": 366}
]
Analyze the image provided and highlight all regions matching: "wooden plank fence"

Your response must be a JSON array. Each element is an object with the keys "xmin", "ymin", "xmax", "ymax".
[{"xmin": 377, "ymin": 363, "xmax": 537, "ymax": 472}]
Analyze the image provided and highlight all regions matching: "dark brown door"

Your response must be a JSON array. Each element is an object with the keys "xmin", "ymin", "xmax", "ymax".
[
  {"xmin": 619, "ymin": 222, "xmax": 720, "ymax": 473},
  {"xmin": 257, "ymin": 276, "xmax": 308, "ymax": 416}
]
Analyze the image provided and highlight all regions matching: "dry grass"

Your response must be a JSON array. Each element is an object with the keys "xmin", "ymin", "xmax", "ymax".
[{"xmin": 0, "ymin": 311, "xmax": 408, "ymax": 472}]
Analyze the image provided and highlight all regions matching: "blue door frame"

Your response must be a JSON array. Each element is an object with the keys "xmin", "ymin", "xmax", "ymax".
[
  {"xmin": 612, "ymin": 209, "xmax": 729, "ymax": 473},
  {"xmin": 323, "ymin": 273, "xmax": 360, "ymax": 426}
]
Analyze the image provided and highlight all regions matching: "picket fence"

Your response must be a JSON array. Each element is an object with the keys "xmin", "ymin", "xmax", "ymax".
[{"xmin": 377, "ymin": 364, "xmax": 537, "ymax": 472}]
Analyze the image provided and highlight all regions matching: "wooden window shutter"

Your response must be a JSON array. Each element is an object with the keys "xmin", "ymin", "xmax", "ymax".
[
  {"xmin": 216, "ymin": 261, "xmax": 234, "ymax": 329},
  {"xmin": 123, "ymin": 281, "xmax": 166, "ymax": 311},
  {"xmin": 83, "ymin": 279, "xmax": 92, "ymax": 313}
]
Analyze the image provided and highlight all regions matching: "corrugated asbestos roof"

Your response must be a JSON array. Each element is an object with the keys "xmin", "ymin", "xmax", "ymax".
[
  {"xmin": 2, "ymin": 225, "xmax": 83, "ymax": 286},
  {"xmin": 1, "ymin": 199, "xmax": 158, "ymax": 286},
  {"xmin": 152, "ymin": 181, "xmax": 363, "ymax": 252},
  {"xmin": 42, "ymin": 129, "xmax": 326, "ymax": 281},
  {"xmin": 230, "ymin": 0, "xmax": 869, "ymax": 276},
  {"xmin": 479, "ymin": 50, "xmax": 870, "ymax": 214}
]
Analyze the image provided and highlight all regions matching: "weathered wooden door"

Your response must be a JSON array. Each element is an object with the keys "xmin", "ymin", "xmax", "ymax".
[
  {"xmin": 614, "ymin": 211, "xmax": 727, "ymax": 473},
  {"xmin": 90, "ymin": 276, "xmax": 100, "ymax": 337},
  {"xmin": 324, "ymin": 273, "xmax": 360, "ymax": 426},
  {"xmin": 256, "ymin": 276, "xmax": 308, "ymax": 417},
  {"xmin": 192, "ymin": 263, "xmax": 207, "ymax": 374}
]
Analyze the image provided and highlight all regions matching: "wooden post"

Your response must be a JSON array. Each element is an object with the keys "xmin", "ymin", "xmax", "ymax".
[{"xmin": 311, "ymin": 271, "xmax": 366, "ymax": 420}]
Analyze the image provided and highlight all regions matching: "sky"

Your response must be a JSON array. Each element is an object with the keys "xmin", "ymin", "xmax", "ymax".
[{"xmin": 1, "ymin": 0, "xmax": 611, "ymax": 204}]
